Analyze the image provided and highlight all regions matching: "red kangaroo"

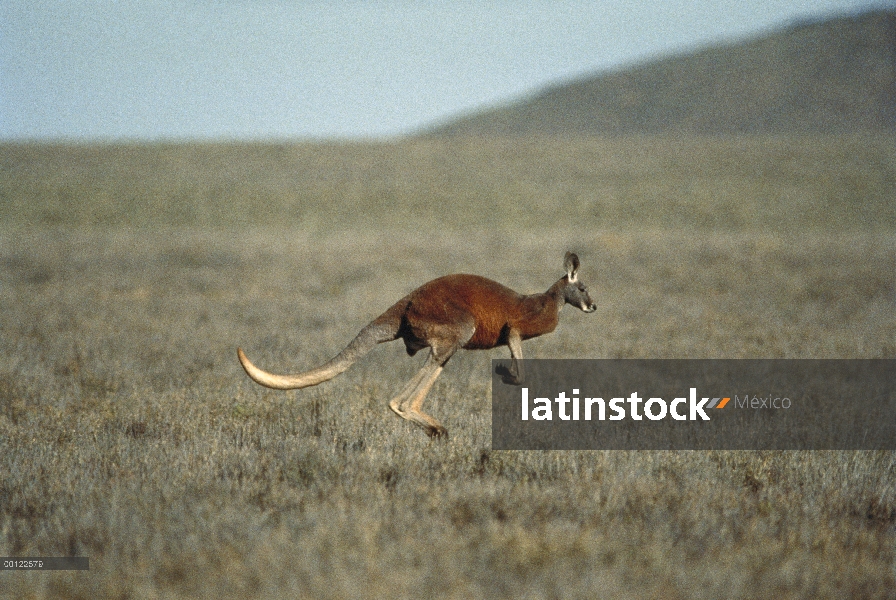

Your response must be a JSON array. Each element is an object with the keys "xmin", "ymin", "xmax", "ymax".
[{"xmin": 238, "ymin": 252, "xmax": 596, "ymax": 438}]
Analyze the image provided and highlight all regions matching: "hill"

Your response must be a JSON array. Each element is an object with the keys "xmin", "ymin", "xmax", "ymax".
[{"xmin": 424, "ymin": 10, "xmax": 896, "ymax": 136}]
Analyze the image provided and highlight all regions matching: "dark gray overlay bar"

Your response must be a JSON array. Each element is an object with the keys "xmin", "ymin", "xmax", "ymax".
[{"xmin": 492, "ymin": 360, "xmax": 896, "ymax": 450}]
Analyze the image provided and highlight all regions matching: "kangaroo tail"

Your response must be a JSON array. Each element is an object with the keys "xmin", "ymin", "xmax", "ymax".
[{"xmin": 237, "ymin": 316, "xmax": 399, "ymax": 390}]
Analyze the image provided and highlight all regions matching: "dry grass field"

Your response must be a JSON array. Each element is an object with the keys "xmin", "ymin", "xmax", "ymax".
[{"xmin": 0, "ymin": 136, "xmax": 894, "ymax": 598}]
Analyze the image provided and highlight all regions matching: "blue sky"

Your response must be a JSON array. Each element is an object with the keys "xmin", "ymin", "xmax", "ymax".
[{"xmin": 1, "ymin": 0, "xmax": 890, "ymax": 140}]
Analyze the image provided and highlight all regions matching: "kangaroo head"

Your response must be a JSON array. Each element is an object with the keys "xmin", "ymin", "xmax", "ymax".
[{"xmin": 562, "ymin": 252, "xmax": 597, "ymax": 313}]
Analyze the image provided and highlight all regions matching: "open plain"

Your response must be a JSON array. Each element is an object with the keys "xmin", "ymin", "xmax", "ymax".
[{"xmin": 1, "ymin": 136, "xmax": 894, "ymax": 598}]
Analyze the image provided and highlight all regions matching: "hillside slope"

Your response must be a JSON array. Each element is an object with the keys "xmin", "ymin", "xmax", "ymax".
[{"xmin": 425, "ymin": 10, "xmax": 896, "ymax": 136}]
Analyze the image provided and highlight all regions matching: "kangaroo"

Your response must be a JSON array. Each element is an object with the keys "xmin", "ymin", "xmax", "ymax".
[{"xmin": 238, "ymin": 252, "xmax": 596, "ymax": 438}]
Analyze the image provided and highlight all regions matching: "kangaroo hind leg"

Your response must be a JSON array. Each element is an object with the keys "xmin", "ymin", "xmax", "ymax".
[
  {"xmin": 389, "ymin": 317, "xmax": 474, "ymax": 439},
  {"xmin": 388, "ymin": 353, "xmax": 448, "ymax": 438}
]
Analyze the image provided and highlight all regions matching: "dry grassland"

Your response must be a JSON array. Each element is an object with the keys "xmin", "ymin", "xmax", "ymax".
[{"xmin": 0, "ymin": 136, "xmax": 894, "ymax": 598}]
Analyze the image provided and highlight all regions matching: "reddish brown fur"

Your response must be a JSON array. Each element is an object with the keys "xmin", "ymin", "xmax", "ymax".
[
  {"xmin": 238, "ymin": 253, "xmax": 594, "ymax": 437},
  {"xmin": 374, "ymin": 274, "xmax": 566, "ymax": 355}
]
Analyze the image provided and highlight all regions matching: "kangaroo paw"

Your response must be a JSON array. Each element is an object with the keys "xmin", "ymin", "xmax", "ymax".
[
  {"xmin": 496, "ymin": 365, "xmax": 523, "ymax": 386},
  {"xmin": 426, "ymin": 424, "xmax": 449, "ymax": 440}
]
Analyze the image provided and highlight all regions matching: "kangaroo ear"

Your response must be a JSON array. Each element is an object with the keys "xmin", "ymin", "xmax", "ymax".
[{"xmin": 564, "ymin": 252, "xmax": 579, "ymax": 282}]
